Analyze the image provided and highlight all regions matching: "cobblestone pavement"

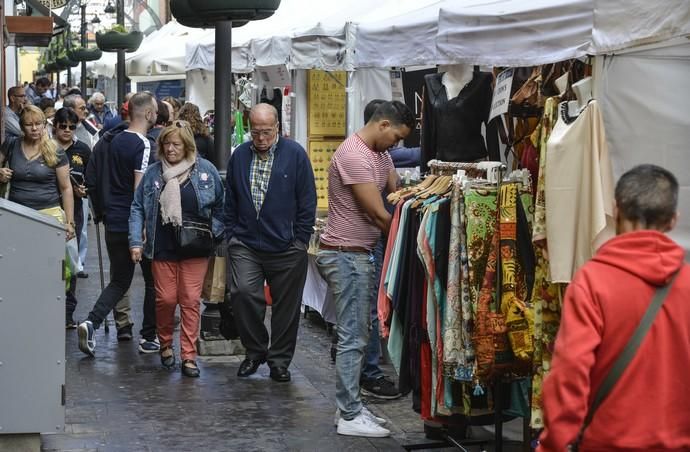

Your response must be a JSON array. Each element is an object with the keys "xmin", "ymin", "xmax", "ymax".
[{"xmin": 42, "ymin": 223, "xmax": 525, "ymax": 452}]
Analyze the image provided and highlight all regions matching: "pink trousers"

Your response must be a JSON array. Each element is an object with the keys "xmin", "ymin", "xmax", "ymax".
[{"xmin": 152, "ymin": 258, "xmax": 209, "ymax": 360}]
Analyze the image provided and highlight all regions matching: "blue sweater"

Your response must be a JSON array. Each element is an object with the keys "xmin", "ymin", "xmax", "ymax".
[{"xmin": 224, "ymin": 137, "xmax": 316, "ymax": 253}]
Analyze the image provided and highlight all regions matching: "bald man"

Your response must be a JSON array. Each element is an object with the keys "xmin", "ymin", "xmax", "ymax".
[{"xmin": 224, "ymin": 103, "xmax": 316, "ymax": 382}]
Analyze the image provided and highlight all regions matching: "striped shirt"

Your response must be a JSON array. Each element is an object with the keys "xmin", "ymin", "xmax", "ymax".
[
  {"xmin": 249, "ymin": 142, "xmax": 277, "ymax": 214},
  {"xmin": 320, "ymin": 133, "xmax": 394, "ymax": 250}
]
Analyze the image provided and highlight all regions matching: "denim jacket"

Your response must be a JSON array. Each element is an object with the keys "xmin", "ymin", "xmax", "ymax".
[{"xmin": 129, "ymin": 157, "xmax": 225, "ymax": 259}]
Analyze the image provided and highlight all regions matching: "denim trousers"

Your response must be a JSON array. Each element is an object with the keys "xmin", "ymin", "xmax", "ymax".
[
  {"xmin": 361, "ymin": 238, "xmax": 385, "ymax": 381},
  {"xmin": 316, "ymin": 249, "xmax": 374, "ymax": 420}
]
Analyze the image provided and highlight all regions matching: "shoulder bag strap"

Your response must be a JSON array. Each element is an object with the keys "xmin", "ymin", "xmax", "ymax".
[{"xmin": 572, "ymin": 270, "xmax": 680, "ymax": 448}]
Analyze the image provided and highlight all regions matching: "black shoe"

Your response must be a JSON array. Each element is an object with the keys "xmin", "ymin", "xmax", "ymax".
[
  {"xmin": 269, "ymin": 366, "xmax": 291, "ymax": 382},
  {"xmin": 181, "ymin": 360, "xmax": 200, "ymax": 378},
  {"xmin": 237, "ymin": 357, "xmax": 264, "ymax": 377},
  {"xmin": 361, "ymin": 376, "xmax": 402, "ymax": 400},
  {"xmin": 66, "ymin": 317, "xmax": 77, "ymax": 329},
  {"xmin": 77, "ymin": 271, "xmax": 89, "ymax": 278},
  {"xmin": 160, "ymin": 346, "xmax": 175, "ymax": 369},
  {"xmin": 116, "ymin": 324, "xmax": 133, "ymax": 342}
]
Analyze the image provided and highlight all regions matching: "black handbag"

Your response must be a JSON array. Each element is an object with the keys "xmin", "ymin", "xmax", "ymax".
[{"xmin": 176, "ymin": 219, "xmax": 214, "ymax": 258}]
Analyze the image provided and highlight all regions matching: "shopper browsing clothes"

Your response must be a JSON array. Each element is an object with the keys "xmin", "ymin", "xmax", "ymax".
[
  {"xmin": 78, "ymin": 92, "xmax": 159, "ymax": 357},
  {"xmin": 225, "ymin": 103, "xmax": 316, "ymax": 383},
  {"xmin": 316, "ymin": 101, "xmax": 414, "ymax": 438},
  {"xmin": 538, "ymin": 165, "xmax": 690, "ymax": 451},
  {"xmin": 129, "ymin": 121, "xmax": 224, "ymax": 378}
]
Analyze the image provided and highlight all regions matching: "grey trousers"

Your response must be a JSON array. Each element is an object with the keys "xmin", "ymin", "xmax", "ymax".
[{"xmin": 228, "ymin": 238, "xmax": 309, "ymax": 369}]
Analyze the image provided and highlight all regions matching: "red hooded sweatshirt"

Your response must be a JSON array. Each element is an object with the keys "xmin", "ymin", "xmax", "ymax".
[{"xmin": 538, "ymin": 230, "xmax": 690, "ymax": 451}]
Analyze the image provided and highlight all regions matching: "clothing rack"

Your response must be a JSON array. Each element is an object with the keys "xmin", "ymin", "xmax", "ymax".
[
  {"xmin": 401, "ymin": 162, "xmax": 526, "ymax": 452},
  {"xmin": 427, "ymin": 159, "xmax": 490, "ymax": 178}
]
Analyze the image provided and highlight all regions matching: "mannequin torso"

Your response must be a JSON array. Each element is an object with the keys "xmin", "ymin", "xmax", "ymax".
[
  {"xmin": 567, "ymin": 76, "xmax": 593, "ymax": 117},
  {"xmin": 440, "ymin": 64, "xmax": 474, "ymax": 99}
]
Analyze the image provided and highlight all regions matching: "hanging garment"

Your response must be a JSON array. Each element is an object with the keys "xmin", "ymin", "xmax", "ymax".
[
  {"xmin": 443, "ymin": 183, "xmax": 474, "ymax": 382},
  {"xmin": 421, "ymin": 71, "xmax": 500, "ymax": 172},
  {"xmin": 529, "ymin": 96, "xmax": 563, "ymax": 429},
  {"xmin": 464, "ymin": 188, "xmax": 498, "ymax": 307},
  {"xmin": 545, "ymin": 100, "xmax": 615, "ymax": 283},
  {"xmin": 499, "ymin": 182, "xmax": 535, "ymax": 363}
]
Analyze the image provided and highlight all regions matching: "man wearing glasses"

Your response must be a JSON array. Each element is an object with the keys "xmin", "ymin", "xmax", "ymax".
[
  {"xmin": 5, "ymin": 86, "xmax": 26, "ymax": 140},
  {"xmin": 63, "ymin": 94, "xmax": 99, "ymax": 150},
  {"xmin": 225, "ymin": 103, "xmax": 316, "ymax": 383}
]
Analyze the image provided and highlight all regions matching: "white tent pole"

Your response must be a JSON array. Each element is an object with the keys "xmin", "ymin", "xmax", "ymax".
[{"xmin": 345, "ymin": 70, "xmax": 356, "ymax": 137}]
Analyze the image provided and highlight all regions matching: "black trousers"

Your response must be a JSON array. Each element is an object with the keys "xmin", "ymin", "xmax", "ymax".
[
  {"xmin": 86, "ymin": 230, "xmax": 156, "ymax": 341},
  {"xmin": 228, "ymin": 238, "xmax": 308, "ymax": 369}
]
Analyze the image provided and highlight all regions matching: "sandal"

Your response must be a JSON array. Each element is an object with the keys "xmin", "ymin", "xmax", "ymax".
[
  {"xmin": 181, "ymin": 359, "xmax": 200, "ymax": 378},
  {"xmin": 160, "ymin": 346, "xmax": 175, "ymax": 369}
]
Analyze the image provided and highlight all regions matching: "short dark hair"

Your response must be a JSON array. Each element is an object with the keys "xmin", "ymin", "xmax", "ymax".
[
  {"xmin": 155, "ymin": 99, "xmax": 169, "ymax": 126},
  {"xmin": 35, "ymin": 77, "xmax": 51, "ymax": 87},
  {"xmin": 54, "ymin": 107, "xmax": 79, "ymax": 125},
  {"xmin": 364, "ymin": 99, "xmax": 386, "ymax": 124},
  {"xmin": 8, "ymin": 86, "xmax": 23, "ymax": 98},
  {"xmin": 38, "ymin": 97, "xmax": 55, "ymax": 111},
  {"xmin": 128, "ymin": 92, "xmax": 155, "ymax": 117},
  {"xmin": 369, "ymin": 100, "xmax": 414, "ymax": 130},
  {"xmin": 615, "ymin": 164, "xmax": 678, "ymax": 229},
  {"xmin": 66, "ymin": 88, "xmax": 82, "ymax": 97}
]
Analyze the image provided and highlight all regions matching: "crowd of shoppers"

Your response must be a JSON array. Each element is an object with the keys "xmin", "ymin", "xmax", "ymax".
[{"xmin": 3, "ymin": 76, "xmax": 688, "ymax": 447}]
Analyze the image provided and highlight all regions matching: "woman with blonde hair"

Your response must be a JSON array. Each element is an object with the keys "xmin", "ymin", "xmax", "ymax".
[
  {"xmin": 0, "ymin": 105, "xmax": 75, "ymax": 238},
  {"xmin": 178, "ymin": 102, "xmax": 214, "ymax": 161},
  {"xmin": 129, "ymin": 120, "xmax": 224, "ymax": 377}
]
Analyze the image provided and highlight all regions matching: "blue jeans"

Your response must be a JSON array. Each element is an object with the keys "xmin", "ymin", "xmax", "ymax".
[
  {"xmin": 316, "ymin": 249, "xmax": 374, "ymax": 420},
  {"xmin": 361, "ymin": 238, "xmax": 385, "ymax": 382}
]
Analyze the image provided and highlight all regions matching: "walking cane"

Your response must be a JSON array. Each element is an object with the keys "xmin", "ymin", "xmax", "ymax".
[{"xmin": 94, "ymin": 220, "xmax": 110, "ymax": 333}]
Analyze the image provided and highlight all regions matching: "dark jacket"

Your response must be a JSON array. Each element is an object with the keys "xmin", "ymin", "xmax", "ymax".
[
  {"xmin": 224, "ymin": 137, "xmax": 316, "ymax": 253},
  {"xmin": 85, "ymin": 122, "xmax": 128, "ymax": 223}
]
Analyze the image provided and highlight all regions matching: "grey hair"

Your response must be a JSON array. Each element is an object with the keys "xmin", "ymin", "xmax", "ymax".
[
  {"xmin": 62, "ymin": 94, "xmax": 83, "ymax": 109},
  {"xmin": 88, "ymin": 92, "xmax": 105, "ymax": 105},
  {"xmin": 615, "ymin": 164, "xmax": 678, "ymax": 229},
  {"xmin": 249, "ymin": 103, "xmax": 279, "ymax": 124}
]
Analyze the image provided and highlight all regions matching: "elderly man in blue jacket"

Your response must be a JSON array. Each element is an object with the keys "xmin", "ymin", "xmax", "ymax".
[{"xmin": 225, "ymin": 103, "xmax": 317, "ymax": 383}]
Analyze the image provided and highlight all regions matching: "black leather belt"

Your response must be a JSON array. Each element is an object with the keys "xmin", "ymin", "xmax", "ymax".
[{"xmin": 319, "ymin": 243, "xmax": 370, "ymax": 254}]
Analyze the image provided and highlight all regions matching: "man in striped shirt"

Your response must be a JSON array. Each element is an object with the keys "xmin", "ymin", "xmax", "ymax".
[{"xmin": 316, "ymin": 101, "xmax": 414, "ymax": 437}]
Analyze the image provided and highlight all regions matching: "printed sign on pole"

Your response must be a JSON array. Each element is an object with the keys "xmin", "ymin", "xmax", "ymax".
[{"xmin": 489, "ymin": 68, "xmax": 514, "ymax": 121}]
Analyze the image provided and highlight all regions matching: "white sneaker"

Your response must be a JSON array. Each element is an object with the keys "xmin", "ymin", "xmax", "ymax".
[
  {"xmin": 334, "ymin": 406, "xmax": 387, "ymax": 427},
  {"xmin": 337, "ymin": 413, "xmax": 390, "ymax": 438}
]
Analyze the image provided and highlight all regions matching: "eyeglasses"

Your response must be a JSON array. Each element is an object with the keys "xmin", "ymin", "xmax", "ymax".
[
  {"xmin": 56, "ymin": 123, "xmax": 77, "ymax": 131},
  {"xmin": 23, "ymin": 122, "xmax": 45, "ymax": 129},
  {"xmin": 250, "ymin": 126, "xmax": 277, "ymax": 138}
]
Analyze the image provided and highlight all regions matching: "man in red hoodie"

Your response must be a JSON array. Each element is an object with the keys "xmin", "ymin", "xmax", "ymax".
[{"xmin": 538, "ymin": 164, "xmax": 690, "ymax": 451}]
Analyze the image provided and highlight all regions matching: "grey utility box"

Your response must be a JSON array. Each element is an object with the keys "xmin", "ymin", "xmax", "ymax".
[{"xmin": 0, "ymin": 198, "xmax": 66, "ymax": 434}]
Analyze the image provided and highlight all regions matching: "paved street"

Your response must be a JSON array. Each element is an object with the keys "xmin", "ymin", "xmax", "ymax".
[{"xmin": 41, "ymin": 223, "xmax": 523, "ymax": 452}]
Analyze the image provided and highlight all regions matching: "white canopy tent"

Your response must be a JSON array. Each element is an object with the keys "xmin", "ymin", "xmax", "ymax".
[
  {"xmin": 355, "ymin": 0, "xmax": 690, "ymax": 248},
  {"xmin": 126, "ymin": 20, "xmax": 208, "ymax": 82}
]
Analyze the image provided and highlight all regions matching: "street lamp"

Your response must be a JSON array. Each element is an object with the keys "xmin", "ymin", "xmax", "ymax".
[
  {"xmin": 104, "ymin": 1, "xmax": 116, "ymax": 14},
  {"xmin": 91, "ymin": 14, "xmax": 101, "ymax": 24}
]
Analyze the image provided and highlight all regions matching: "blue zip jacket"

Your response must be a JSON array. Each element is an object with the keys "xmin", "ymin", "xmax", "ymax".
[
  {"xmin": 129, "ymin": 157, "xmax": 225, "ymax": 259},
  {"xmin": 225, "ymin": 137, "xmax": 316, "ymax": 253}
]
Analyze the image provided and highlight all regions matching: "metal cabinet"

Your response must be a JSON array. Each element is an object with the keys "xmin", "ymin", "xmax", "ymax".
[{"xmin": 0, "ymin": 199, "xmax": 66, "ymax": 434}]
